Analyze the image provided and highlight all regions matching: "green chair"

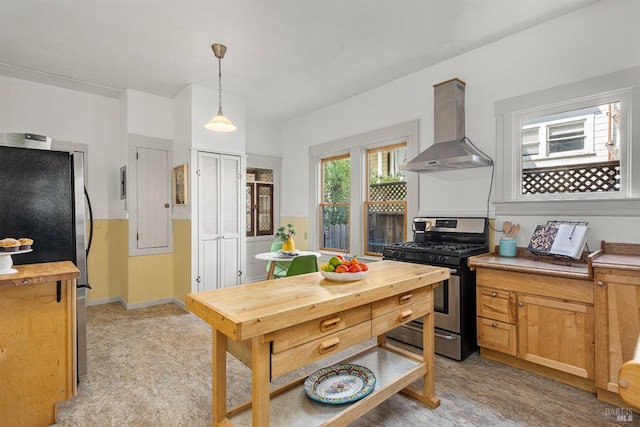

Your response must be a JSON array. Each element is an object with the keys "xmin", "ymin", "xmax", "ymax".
[
  {"xmin": 285, "ymin": 255, "xmax": 319, "ymax": 277},
  {"xmin": 267, "ymin": 242, "xmax": 289, "ymax": 278}
]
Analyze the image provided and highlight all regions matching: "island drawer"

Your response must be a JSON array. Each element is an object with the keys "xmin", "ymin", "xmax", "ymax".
[
  {"xmin": 477, "ymin": 317, "xmax": 517, "ymax": 356},
  {"xmin": 271, "ymin": 321, "xmax": 371, "ymax": 378},
  {"xmin": 372, "ymin": 287, "xmax": 430, "ymax": 318},
  {"xmin": 372, "ymin": 299, "xmax": 430, "ymax": 337},
  {"xmin": 477, "ymin": 286, "xmax": 516, "ymax": 324},
  {"xmin": 267, "ymin": 304, "xmax": 371, "ymax": 354}
]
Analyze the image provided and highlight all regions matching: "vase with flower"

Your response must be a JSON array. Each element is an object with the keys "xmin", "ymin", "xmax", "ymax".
[{"xmin": 276, "ymin": 224, "xmax": 297, "ymax": 252}]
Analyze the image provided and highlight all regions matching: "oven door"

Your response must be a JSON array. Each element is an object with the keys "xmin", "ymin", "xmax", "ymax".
[
  {"xmin": 412, "ymin": 268, "xmax": 459, "ymax": 333},
  {"xmin": 434, "ymin": 269, "xmax": 460, "ymax": 333}
]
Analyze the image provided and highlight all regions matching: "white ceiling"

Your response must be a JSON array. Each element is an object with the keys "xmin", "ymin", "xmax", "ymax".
[{"xmin": 0, "ymin": 0, "xmax": 598, "ymax": 123}]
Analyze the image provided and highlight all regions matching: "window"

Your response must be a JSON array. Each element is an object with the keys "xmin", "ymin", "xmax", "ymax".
[
  {"xmin": 309, "ymin": 120, "xmax": 419, "ymax": 258},
  {"xmin": 246, "ymin": 168, "xmax": 274, "ymax": 237},
  {"xmin": 494, "ymin": 67, "xmax": 639, "ymax": 216},
  {"xmin": 320, "ymin": 154, "xmax": 350, "ymax": 252},
  {"xmin": 364, "ymin": 143, "xmax": 407, "ymax": 256}
]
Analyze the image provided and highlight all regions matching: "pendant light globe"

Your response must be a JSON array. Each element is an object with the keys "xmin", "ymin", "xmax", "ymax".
[{"xmin": 205, "ymin": 43, "xmax": 236, "ymax": 132}]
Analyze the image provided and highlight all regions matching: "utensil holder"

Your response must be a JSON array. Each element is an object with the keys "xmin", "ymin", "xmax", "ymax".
[{"xmin": 499, "ymin": 237, "xmax": 516, "ymax": 257}]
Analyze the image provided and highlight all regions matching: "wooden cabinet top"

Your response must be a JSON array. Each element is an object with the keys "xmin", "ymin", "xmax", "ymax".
[
  {"xmin": 0, "ymin": 261, "xmax": 79, "ymax": 288},
  {"xmin": 591, "ymin": 242, "xmax": 640, "ymax": 272},
  {"xmin": 468, "ymin": 249, "xmax": 591, "ymax": 280},
  {"xmin": 186, "ymin": 260, "xmax": 447, "ymax": 341}
]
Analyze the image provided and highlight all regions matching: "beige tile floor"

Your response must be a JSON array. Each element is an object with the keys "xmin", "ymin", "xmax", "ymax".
[{"xmin": 55, "ymin": 303, "xmax": 637, "ymax": 427}]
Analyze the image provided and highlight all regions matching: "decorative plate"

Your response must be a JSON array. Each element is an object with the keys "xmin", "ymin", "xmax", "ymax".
[
  {"xmin": 304, "ymin": 363, "xmax": 376, "ymax": 404},
  {"xmin": 320, "ymin": 270, "xmax": 368, "ymax": 282}
]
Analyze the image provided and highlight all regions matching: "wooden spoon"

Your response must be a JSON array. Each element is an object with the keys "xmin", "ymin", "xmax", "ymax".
[
  {"xmin": 510, "ymin": 224, "xmax": 520, "ymax": 237},
  {"xmin": 503, "ymin": 221, "xmax": 512, "ymax": 236}
]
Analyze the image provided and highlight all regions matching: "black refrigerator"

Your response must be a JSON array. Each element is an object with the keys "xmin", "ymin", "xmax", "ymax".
[{"xmin": 0, "ymin": 145, "xmax": 92, "ymax": 376}]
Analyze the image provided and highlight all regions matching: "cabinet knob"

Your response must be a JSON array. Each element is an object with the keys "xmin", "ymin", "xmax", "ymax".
[
  {"xmin": 491, "ymin": 322, "xmax": 497, "ymax": 327},
  {"xmin": 491, "ymin": 292, "xmax": 497, "ymax": 297},
  {"xmin": 518, "ymin": 302, "xmax": 524, "ymax": 307},
  {"xmin": 597, "ymin": 281, "xmax": 604, "ymax": 287},
  {"xmin": 619, "ymin": 378, "xmax": 629, "ymax": 388}
]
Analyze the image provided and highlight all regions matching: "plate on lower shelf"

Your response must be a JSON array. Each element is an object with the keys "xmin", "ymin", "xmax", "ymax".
[{"xmin": 304, "ymin": 363, "xmax": 376, "ymax": 404}]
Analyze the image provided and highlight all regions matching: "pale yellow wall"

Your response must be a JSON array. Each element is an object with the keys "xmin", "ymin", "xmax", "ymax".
[
  {"xmin": 173, "ymin": 219, "xmax": 191, "ymax": 305},
  {"xmin": 127, "ymin": 254, "xmax": 174, "ymax": 304},
  {"xmin": 281, "ymin": 216, "xmax": 309, "ymax": 250},
  {"xmin": 87, "ymin": 219, "xmax": 189, "ymax": 306},
  {"xmin": 87, "ymin": 219, "xmax": 128, "ymax": 303}
]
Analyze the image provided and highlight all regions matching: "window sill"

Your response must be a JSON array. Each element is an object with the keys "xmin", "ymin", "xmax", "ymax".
[{"xmin": 494, "ymin": 198, "xmax": 640, "ymax": 217}]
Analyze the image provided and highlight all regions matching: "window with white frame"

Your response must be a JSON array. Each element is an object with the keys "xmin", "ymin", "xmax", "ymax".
[
  {"xmin": 494, "ymin": 67, "xmax": 639, "ymax": 216},
  {"xmin": 309, "ymin": 120, "xmax": 419, "ymax": 258}
]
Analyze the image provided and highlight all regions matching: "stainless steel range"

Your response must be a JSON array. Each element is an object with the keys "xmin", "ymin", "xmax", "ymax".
[{"xmin": 383, "ymin": 217, "xmax": 489, "ymax": 361}]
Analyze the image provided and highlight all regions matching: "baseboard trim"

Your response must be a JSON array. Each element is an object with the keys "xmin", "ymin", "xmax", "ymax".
[
  {"xmin": 87, "ymin": 297, "xmax": 120, "ymax": 306},
  {"xmin": 88, "ymin": 297, "xmax": 186, "ymax": 311}
]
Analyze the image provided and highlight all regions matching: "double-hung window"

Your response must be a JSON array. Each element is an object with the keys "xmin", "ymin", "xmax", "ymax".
[
  {"xmin": 310, "ymin": 120, "xmax": 419, "ymax": 258},
  {"xmin": 320, "ymin": 154, "xmax": 351, "ymax": 252},
  {"xmin": 364, "ymin": 143, "xmax": 407, "ymax": 256}
]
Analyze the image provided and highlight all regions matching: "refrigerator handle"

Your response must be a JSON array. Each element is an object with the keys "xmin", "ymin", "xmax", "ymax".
[{"xmin": 84, "ymin": 186, "xmax": 94, "ymax": 257}]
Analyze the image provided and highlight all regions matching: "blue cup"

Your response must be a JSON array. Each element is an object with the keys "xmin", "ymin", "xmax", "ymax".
[{"xmin": 499, "ymin": 238, "xmax": 517, "ymax": 257}]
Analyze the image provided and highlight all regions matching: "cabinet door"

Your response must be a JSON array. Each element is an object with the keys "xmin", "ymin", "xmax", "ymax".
[
  {"xmin": 595, "ymin": 271, "xmax": 640, "ymax": 394},
  {"xmin": 518, "ymin": 294, "xmax": 594, "ymax": 379},
  {"xmin": 136, "ymin": 147, "xmax": 170, "ymax": 249}
]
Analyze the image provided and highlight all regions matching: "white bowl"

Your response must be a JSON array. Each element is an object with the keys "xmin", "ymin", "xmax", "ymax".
[{"xmin": 320, "ymin": 270, "xmax": 368, "ymax": 282}]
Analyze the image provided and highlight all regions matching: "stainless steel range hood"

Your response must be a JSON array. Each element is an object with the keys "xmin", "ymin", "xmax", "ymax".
[{"xmin": 402, "ymin": 78, "xmax": 492, "ymax": 172}]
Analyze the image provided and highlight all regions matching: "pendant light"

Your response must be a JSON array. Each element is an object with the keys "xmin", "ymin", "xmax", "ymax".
[{"xmin": 205, "ymin": 43, "xmax": 237, "ymax": 132}]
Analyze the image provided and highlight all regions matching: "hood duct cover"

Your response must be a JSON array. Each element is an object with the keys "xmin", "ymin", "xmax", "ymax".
[{"xmin": 402, "ymin": 78, "xmax": 492, "ymax": 172}]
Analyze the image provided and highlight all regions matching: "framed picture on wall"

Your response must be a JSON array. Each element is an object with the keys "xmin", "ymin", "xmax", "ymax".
[{"xmin": 173, "ymin": 164, "xmax": 188, "ymax": 206}]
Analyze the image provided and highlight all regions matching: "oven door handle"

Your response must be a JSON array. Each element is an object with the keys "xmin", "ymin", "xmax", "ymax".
[
  {"xmin": 434, "ymin": 332, "xmax": 459, "ymax": 341},
  {"xmin": 448, "ymin": 268, "xmax": 457, "ymax": 274}
]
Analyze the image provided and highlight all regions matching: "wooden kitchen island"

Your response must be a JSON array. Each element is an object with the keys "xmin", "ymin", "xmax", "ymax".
[
  {"xmin": 186, "ymin": 260, "xmax": 446, "ymax": 426},
  {"xmin": 0, "ymin": 261, "xmax": 79, "ymax": 426}
]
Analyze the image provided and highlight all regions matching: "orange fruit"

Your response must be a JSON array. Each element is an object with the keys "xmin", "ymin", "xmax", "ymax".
[{"xmin": 335, "ymin": 265, "xmax": 349, "ymax": 273}]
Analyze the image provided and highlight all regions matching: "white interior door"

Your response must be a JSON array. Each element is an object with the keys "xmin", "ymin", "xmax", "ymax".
[
  {"xmin": 197, "ymin": 152, "xmax": 220, "ymax": 291},
  {"xmin": 220, "ymin": 154, "xmax": 241, "ymax": 287},
  {"xmin": 136, "ymin": 147, "xmax": 169, "ymax": 249}
]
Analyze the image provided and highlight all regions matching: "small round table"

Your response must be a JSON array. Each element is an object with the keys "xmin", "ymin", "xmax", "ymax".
[{"xmin": 255, "ymin": 251, "xmax": 321, "ymax": 279}]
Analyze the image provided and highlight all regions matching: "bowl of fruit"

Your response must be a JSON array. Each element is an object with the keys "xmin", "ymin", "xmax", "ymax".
[{"xmin": 320, "ymin": 255, "xmax": 369, "ymax": 282}]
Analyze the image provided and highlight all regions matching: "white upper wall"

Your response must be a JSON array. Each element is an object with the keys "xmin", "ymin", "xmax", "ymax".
[
  {"xmin": 0, "ymin": 75, "xmax": 122, "ymax": 219},
  {"xmin": 281, "ymin": 0, "xmax": 640, "ymax": 223},
  {"xmin": 126, "ymin": 89, "xmax": 173, "ymax": 139}
]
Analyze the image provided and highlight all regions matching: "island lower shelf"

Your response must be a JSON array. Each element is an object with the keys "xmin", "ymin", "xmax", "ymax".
[{"xmin": 229, "ymin": 345, "xmax": 425, "ymax": 427}]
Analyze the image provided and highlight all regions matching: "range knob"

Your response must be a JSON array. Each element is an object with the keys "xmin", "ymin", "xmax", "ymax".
[{"xmin": 438, "ymin": 255, "xmax": 446, "ymax": 263}]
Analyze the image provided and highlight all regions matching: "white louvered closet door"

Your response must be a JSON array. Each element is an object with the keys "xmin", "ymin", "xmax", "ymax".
[
  {"xmin": 220, "ymin": 155, "xmax": 241, "ymax": 288},
  {"xmin": 197, "ymin": 152, "xmax": 241, "ymax": 291},
  {"xmin": 198, "ymin": 152, "xmax": 220, "ymax": 292}
]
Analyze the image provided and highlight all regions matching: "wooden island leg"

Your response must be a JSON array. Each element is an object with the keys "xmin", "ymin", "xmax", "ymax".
[
  {"xmin": 420, "ymin": 310, "xmax": 441, "ymax": 408},
  {"xmin": 400, "ymin": 292, "xmax": 441, "ymax": 408},
  {"xmin": 212, "ymin": 328, "xmax": 228, "ymax": 426},
  {"xmin": 252, "ymin": 337, "xmax": 271, "ymax": 426}
]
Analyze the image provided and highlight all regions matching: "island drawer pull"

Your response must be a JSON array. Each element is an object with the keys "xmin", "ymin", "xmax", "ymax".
[
  {"xmin": 492, "ymin": 322, "xmax": 497, "ymax": 327},
  {"xmin": 399, "ymin": 294, "xmax": 413, "ymax": 304},
  {"xmin": 319, "ymin": 317, "xmax": 341, "ymax": 332},
  {"xmin": 491, "ymin": 292, "xmax": 497, "ymax": 297},
  {"xmin": 318, "ymin": 337, "xmax": 340, "ymax": 354},
  {"xmin": 399, "ymin": 309, "xmax": 413, "ymax": 321}
]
